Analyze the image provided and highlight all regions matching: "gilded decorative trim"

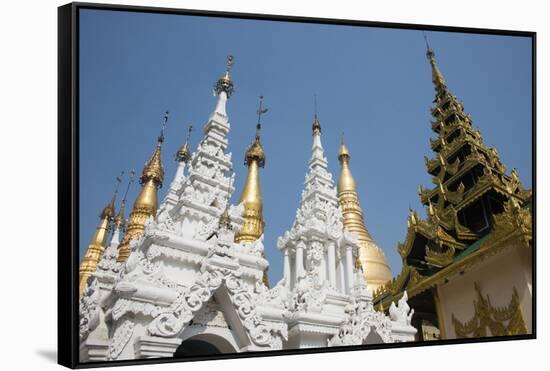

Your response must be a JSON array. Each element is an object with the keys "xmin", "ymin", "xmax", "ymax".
[{"xmin": 451, "ymin": 284, "xmax": 528, "ymax": 338}]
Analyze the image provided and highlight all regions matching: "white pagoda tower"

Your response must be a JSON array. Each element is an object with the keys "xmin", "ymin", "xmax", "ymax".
[
  {"xmin": 276, "ymin": 114, "xmax": 416, "ymax": 348},
  {"xmin": 78, "ymin": 57, "xmax": 416, "ymax": 363}
]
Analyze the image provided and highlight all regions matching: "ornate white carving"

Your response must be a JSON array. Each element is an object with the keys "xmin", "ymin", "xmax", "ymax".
[
  {"xmin": 108, "ymin": 319, "xmax": 135, "ymax": 360},
  {"xmin": 79, "ymin": 277, "xmax": 101, "ymax": 341},
  {"xmin": 146, "ymin": 263, "xmax": 287, "ymax": 348},
  {"xmin": 389, "ymin": 291, "xmax": 414, "ymax": 326},
  {"xmin": 328, "ymin": 298, "xmax": 393, "ymax": 346}
]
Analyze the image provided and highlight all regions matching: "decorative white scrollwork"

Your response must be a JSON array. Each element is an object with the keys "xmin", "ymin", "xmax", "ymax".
[
  {"xmin": 79, "ymin": 277, "xmax": 101, "ymax": 341},
  {"xmin": 389, "ymin": 291, "xmax": 414, "ymax": 326}
]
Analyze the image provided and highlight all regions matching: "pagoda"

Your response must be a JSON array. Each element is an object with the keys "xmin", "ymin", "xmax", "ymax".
[
  {"xmin": 373, "ymin": 39, "xmax": 532, "ymax": 341},
  {"xmin": 78, "ymin": 59, "xmax": 418, "ymax": 361}
]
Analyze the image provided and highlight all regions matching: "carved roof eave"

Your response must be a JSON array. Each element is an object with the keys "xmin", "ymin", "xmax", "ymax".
[
  {"xmin": 422, "ymin": 173, "xmax": 527, "ymax": 219},
  {"xmin": 375, "ymin": 212, "xmax": 531, "ymax": 307},
  {"xmin": 397, "ymin": 217, "xmax": 464, "ymax": 260}
]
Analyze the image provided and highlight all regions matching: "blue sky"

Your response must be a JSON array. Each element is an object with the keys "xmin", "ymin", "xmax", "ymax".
[{"xmin": 79, "ymin": 9, "xmax": 532, "ymax": 283}]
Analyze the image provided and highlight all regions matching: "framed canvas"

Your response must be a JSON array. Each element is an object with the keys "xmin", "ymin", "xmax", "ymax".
[{"xmin": 58, "ymin": 2, "xmax": 536, "ymax": 368}]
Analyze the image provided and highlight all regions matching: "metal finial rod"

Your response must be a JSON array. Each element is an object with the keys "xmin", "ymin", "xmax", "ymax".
[
  {"xmin": 314, "ymin": 93, "xmax": 318, "ymax": 116},
  {"xmin": 423, "ymin": 31, "xmax": 435, "ymax": 61},
  {"xmin": 122, "ymin": 169, "xmax": 136, "ymax": 204},
  {"xmin": 423, "ymin": 31, "xmax": 430, "ymax": 50},
  {"xmin": 113, "ymin": 170, "xmax": 124, "ymax": 197},
  {"xmin": 159, "ymin": 110, "xmax": 169, "ymax": 143},
  {"xmin": 226, "ymin": 55, "xmax": 234, "ymax": 72},
  {"xmin": 186, "ymin": 125, "xmax": 193, "ymax": 143},
  {"xmin": 256, "ymin": 95, "xmax": 268, "ymax": 127},
  {"xmin": 341, "ymin": 131, "xmax": 345, "ymax": 145}
]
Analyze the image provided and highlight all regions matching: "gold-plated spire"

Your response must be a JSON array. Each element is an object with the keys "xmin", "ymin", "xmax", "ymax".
[
  {"xmin": 117, "ymin": 112, "xmax": 168, "ymax": 263},
  {"xmin": 175, "ymin": 125, "xmax": 193, "ymax": 163},
  {"xmin": 424, "ymin": 33, "xmax": 446, "ymax": 91},
  {"xmin": 235, "ymin": 96, "xmax": 268, "ymax": 286},
  {"xmin": 337, "ymin": 138, "xmax": 392, "ymax": 291},
  {"xmin": 79, "ymin": 173, "xmax": 122, "ymax": 298},
  {"xmin": 214, "ymin": 55, "xmax": 235, "ymax": 97},
  {"xmin": 236, "ymin": 96, "xmax": 267, "ymax": 243}
]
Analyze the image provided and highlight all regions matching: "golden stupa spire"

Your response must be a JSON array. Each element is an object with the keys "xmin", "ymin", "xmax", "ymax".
[
  {"xmin": 424, "ymin": 32, "xmax": 447, "ymax": 92},
  {"xmin": 117, "ymin": 112, "xmax": 168, "ymax": 263},
  {"xmin": 235, "ymin": 96, "xmax": 267, "ymax": 243},
  {"xmin": 79, "ymin": 172, "xmax": 122, "ymax": 297},
  {"xmin": 235, "ymin": 96, "xmax": 269, "ymax": 286},
  {"xmin": 337, "ymin": 136, "xmax": 392, "ymax": 291}
]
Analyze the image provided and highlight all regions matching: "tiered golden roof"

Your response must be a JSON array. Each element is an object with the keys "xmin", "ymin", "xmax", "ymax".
[
  {"xmin": 117, "ymin": 113, "xmax": 168, "ymax": 263},
  {"xmin": 337, "ymin": 139, "xmax": 392, "ymax": 291},
  {"xmin": 373, "ymin": 41, "xmax": 532, "ymax": 309}
]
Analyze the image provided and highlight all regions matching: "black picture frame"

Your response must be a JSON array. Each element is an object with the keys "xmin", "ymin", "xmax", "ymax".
[{"xmin": 58, "ymin": 2, "xmax": 536, "ymax": 369}]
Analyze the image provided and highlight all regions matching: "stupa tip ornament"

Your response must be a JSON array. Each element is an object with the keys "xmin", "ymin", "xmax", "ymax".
[
  {"xmin": 100, "ymin": 196, "xmax": 116, "ymax": 220},
  {"xmin": 175, "ymin": 125, "xmax": 193, "ymax": 163},
  {"xmin": 312, "ymin": 113, "xmax": 321, "ymax": 134},
  {"xmin": 214, "ymin": 55, "xmax": 235, "ymax": 97},
  {"xmin": 141, "ymin": 111, "xmax": 168, "ymax": 188},
  {"xmin": 312, "ymin": 94, "xmax": 322, "ymax": 134},
  {"xmin": 114, "ymin": 169, "xmax": 135, "ymax": 230},
  {"xmin": 338, "ymin": 134, "xmax": 350, "ymax": 162},
  {"xmin": 245, "ymin": 96, "xmax": 267, "ymax": 168},
  {"xmin": 423, "ymin": 33, "xmax": 446, "ymax": 90}
]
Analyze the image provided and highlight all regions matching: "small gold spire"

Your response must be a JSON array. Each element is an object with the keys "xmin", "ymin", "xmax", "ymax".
[
  {"xmin": 214, "ymin": 55, "xmax": 235, "ymax": 97},
  {"xmin": 337, "ymin": 139, "xmax": 392, "ymax": 291},
  {"xmin": 79, "ymin": 173, "xmax": 122, "ymax": 298},
  {"xmin": 235, "ymin": 96, "xmax": 267, "ymax": 244},
  {"xmin": 424, "ymin": 32, "xmax": 446, "ymax": 91},
  {"xmin": 175, "ymin": 125, "xmax": 193, "ymax": 163},
  {"xmin": 117, "ymin": 113, "xmax": 168, "ymax": 263}
]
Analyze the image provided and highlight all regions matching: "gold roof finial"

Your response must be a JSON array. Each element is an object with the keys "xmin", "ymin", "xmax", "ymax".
[
  {"xmin": 141, "ymin": 111, "xmax": 168, "ymax": 188},
  {"xmin": 79, "ymin": 173, "xmax": 123, "ymax": 297},
  {"xmin": 235, "ymin": 96, "xmax": 267, "ymax": 244},
  {"xmin": 175, "ymin": 125, "xmax": 193, "ymax": 163},
  {"xmin": 338, "ymin": 132, "xmax": 351, "ymax": 163},
  {"xmin": 244, "ymin": 96, "xmax": 267, "ymax": 168},
  {"xmin": 214, "ymin": 55, "xmax": 235, "ymax": 97},
  {"xmin": 312, "ymin": 94, "xmax": 321, "ymax": 134},
  {"xmin": 423, "ymin": 32, "xmax": 446, "ymax": 90},
  {"xmin": 101, "ymin": 171, "xmax": 122, "ymax": 220}
]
